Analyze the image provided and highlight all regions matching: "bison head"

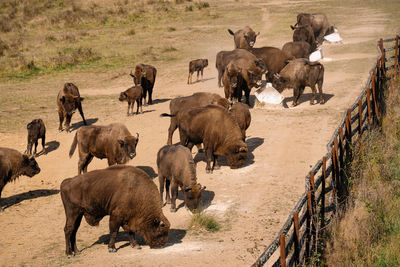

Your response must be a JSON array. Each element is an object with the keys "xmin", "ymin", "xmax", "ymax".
[
  {"xmin": 183, "ymin": 183, "xmax": 206, "ymax": 212},
  {"xmin": 225, "ymin": 63, "xmax": 242, "ymax": 89},
  {"xmin": 117, "ymin": 133, "xmax": 139, "ymax": 163},
  {"xmin": 225, "ymin": 142, "xmax": 248, "ymax": 169},
  {"xmin": 244, "ymin": 30, "xmax": 260, "ymax": 48},
  {"xmin": 272, "ymin": 74, "xmax": 287, "ymax": 93},
  {"xmin": 119, "ymin": 92, "xmax": 128, "ymax": 102},
  {"xmin": 130, "ymin": 66, "xmax": 146, "ymax": 86},
  {"xmin": 247, "ymin": 60, "xmax": 266, "ymax": 88},
  {"xmin": 138, "ymin": 215, "xmax": 170, "ymax": 249},
  {"xmin": 22, "ymin": 154, "xmax": 41, "ymax": 177},
  {"xmin": 60, "ymin": 94, "xmax": 83, "ymax": 116}
]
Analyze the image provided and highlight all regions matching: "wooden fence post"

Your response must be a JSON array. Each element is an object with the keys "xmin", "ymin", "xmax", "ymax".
[
  {"xmin": 293, "ymin": 211, "xmax": 300, "ymax": 265},
  {"xmin": 358, "ymin": 99, "xmax": 363, "ymax": 136},
  {"xmin": 334, "ymin": 138, "xmax": 340, "ymax": 188},
  {"xmin": 366, "ymin": 86, "xmax": 372, "ymax": 127},
  {"xmin": 321, "ymin": 156, "xmax": 326, "ymax": 230},
  {"xmin": 339, "ymin": 127, "xmax": 344, "ymax": 166},
  {"xmin": 379, "ymin": 38, "xmax": 386, "ymax": 75},
  {"xmin": 395, "ymin": 35, "xmax": 399, "ymax": 77},
  {"xmin": 345, "ymin": 109, "xmax": 352, "ymax": 162},
  {"xmin": 372, "ymin": 71, "xmax": 378, "ymax": 121},
  {"xmin": 331, "ymin": 147, "xmax": 337, "ymax": 213},
  {"xmin": 280, "ymin": 234, "xmax": 286, "ymax": 267},
  {"xmin": 305, "ymin": 190, "xmax": 312, "ymax": 263}
]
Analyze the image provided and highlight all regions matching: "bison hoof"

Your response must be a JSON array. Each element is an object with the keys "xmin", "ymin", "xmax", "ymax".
[
  {"xmin": 320, "ymin": 100, "xmax": 325, "ymax": 104},
  {"xmin": 67, "ymin": 254, "xmax": 73, "ymax": 259},
  {"xmin": 108, "ymin": 247, "xmax": 117, "ymax": 253},
  {"xmin": 170, "ymin": 208, "xmax": 176, "ymax": 213},
  {"xmin": 206, "ymin": 169, "xmax": 211, "ymax": 174}
]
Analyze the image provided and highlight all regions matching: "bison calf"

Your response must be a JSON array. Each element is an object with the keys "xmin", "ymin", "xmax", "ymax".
[
  {"xmin": 60, "ymin": 165, "xmax": 170, "ymax": 257},
  {"xmin": 187, "ymin": 59, "xmax": 208, "ymax": 84},
  {"xmin": 69, "ymin": 123, "xmax": 139, "ymax": 174},
  {"xmin": 26, "ymin": 119, "xmax": 46, "ymax": 156},
  {"xmin": 119, "ymin": 85, "xmax": 143, "ymax": 116},
  {"xmin": 272, "ymin": 58, "xmax": 324, "ymax": 106},
  {"xmin": 157, "ymin": 145, "xmax": 205, "ymax": 213},
  {"xmin": 0, "ymin": 147, "xmax": 40, "ymax": 210}
]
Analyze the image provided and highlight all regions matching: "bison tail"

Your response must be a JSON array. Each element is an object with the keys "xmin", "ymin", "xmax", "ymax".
[
  {"xmin": 69, "ymin": 133, "xmax": 78, "ymax": 158},
  {"xmin": 228, "ymin": 29, "xmax": 234, "ymax": 36},
  {"xmin": 160, "ymin": 113, "xmax": 175, "ymax": 117}
]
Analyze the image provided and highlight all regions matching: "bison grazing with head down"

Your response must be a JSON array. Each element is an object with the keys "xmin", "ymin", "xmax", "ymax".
[
  {"xmin": 130, "ymin": 63, "xmax": 157, "ymax": 105},
  {"xmin": 161, "ymin": 92, "xmax": 229, "ymax": 146},
  {"xmin": 0, "ymin": 147, "xmax": 40, "ymax": 210},
  {"xmin": 174, "ymin": 105, "xmax": 248, "ymax": 173},
  {"xmin": 291, "ymin": 13, "xmax": 335, "ymax": 45},
  {"xmin": 119, "ymin": 85, "xmax": 143, "ymax": 116},
  {"xmin": 57, "ymin": 82, "xmax": 87, "ymax": 132},
  {"xmin": 229, "ymin": 102, "xmax": 251, "ymax": 140},
  {"xmin": 157, "ymin": 145, "xmax": 205, "ymax": 212},
  {"xmin": 60, "ymin": 165, "xmax": 170, "ymax": 257},
  {"xmin": 69, "ymin": 123, "xmax": 139, "ymax": 174},
  {"xmin": 26, "ymin": 118, "xmax": 46, "ymax": 156},
  {"xmin": 227, "ymin": 26, "xmax": 260, "ymax": 49},
  {"xmin": 187, "ymin": 59, "xmax": 208, "ymax": 84},
  {"xmin": 272, "ymin": 58, "xmax": 325, "ymax": 107}
]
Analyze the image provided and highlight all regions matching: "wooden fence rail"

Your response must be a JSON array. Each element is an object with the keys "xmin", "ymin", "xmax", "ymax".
[{"xmin": 253, "ymin": 33, "xmax": 399, "ymax": 267}]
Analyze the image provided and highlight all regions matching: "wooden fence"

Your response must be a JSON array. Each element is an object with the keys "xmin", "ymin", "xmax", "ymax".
[{"xmin": 253, "ymin": 33, "xmax": 400, "ymax": 267}]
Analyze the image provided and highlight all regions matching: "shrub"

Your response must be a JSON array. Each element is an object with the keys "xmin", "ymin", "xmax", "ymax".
[{"xmin": 189, "ymin": 212, "xmax": 220, "ymax": 232}]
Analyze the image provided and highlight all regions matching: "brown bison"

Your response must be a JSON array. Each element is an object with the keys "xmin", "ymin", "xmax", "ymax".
[
  {"xmin": 69, "ymin": 123, "xmax": 139, "ymax": 174},
  {"xmin": 292, "ymin": 24, "xmax": 317, "ymax": 51},
  {"xmin": 291, "ymin": 13, "xmax": 335, "ymax": 45},
  {"xmin": 130, "ymin": 64, "xmax": 157, "ymax": 105},
  {"xmin": 282, "ymin": 41, "xmax": 313, "ymax": 59},
  {"xmin": 60, "ymin": 165, "xmax": 170, "ymax": 257},
  {"xmin": 229, "ymin": 102, "xmax": 251, "ymax": 140},
  {"xmin": 168, "ymin": 105, "xmax": 248, "ymax": 173},
  {"xmin": 26, "ymin": 119, "xmax": 46, "ymax": 156},
  {"xmin": 119, "ymin": 85, "xmax": 143, "ymax": 116},
  {"xmin": 187, "ymin": 59, "xmax": 208, "ymax": 84},
  {"xmin": 222, "ymin": 61, "xmax": 243, "ymax": 102},
  {"xmin": 0, "ymin": 147, "xmax": 41, "ymax": 210},
  {"xmin": 57, "ymin": 82, "xmax": 87, "ymax": 132},
  {"xmin": 272, "ymin": 58, "xmax": 325, "ymax": 106},
  {"xmin": 161, "ymin": 92, "xmax": 229, "ymax": 146},
  {"xmin": 157, "ymin": 145, "xmax": 205, "ymax": 212},
  {"xmin": 227, "ymin": 26, "xmax": 260, "ymax": 49},
  {"xmin": 248, "ymin": 46, "xmax": 293, "ymax": 83}
]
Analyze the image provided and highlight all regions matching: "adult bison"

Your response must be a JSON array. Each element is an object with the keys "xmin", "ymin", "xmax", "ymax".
[
  {"xmin": 161, "ymin": 92, "xmax": 229, "ymax": 146},
  {"xmin": 227, "ymin": 26, "xmax": 260, "ymax": 49},
  {"xmin": 130, "ymin": 63, "xmax": 157, "ymax": 105},
  {"xmin": 69, "ymin": 123, "xmax": 139, "ymax": 174},
  {"xmin": 291, "ymin": 13, "xmax": 335, "ymax": 45},
  {"xmin": 157, "ymin": 145, "xmax": 205, "ymax": 212},
  {"xmin": 229, "ymin": 102, "xmax": 251, "ymax": 140},
  {"xmin": 222, "ymin": 62, "xmax": 243, "ymax": 102},
  {"xmin": 292, "ymin": 24, "xmax": 317, "ymax": 51},
  {"xmin": 166, "ymin": 105, "xmax": 248, "ymax": 173},
  {"xmin": 0, "ymin": 147, "xmax": 41, "ymax": 210},
  {"xmin": 119, "ymin": 85, "xmax": 143, "ymax": 116},
  {"xmin": 187, "ymin": 59, "xmax": 208, "ymax": 84},
  {"xmin": 60, "ymin": 165, "xmax": 170, "ymax": 257},
  {"xmin": 26, "ymin": 118, "xmax": 46, "ymax": 156},
  {"xmin": 272, "ymin": 58, "xmax": 325, "ymax": 106},
  {"xmin": 282, "ymin": 41, "xmax": 313, "ymax": 59},
  {"xmin": 57, "ymin": 82, "xmax": 87, "ymax": 132},
  {"xmin": 248, "ymin": 46, "xmax": 293, "ymax": 83}
]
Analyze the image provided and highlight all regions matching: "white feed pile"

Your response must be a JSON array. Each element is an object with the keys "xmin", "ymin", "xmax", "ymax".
[
  {"xmin": 254, "ymin": 83, "xmax": 284, "ymax": 105},
  {"xmin": 324, "ymin": 28, "xmax": 343, "ymax": 43},
  {"xmin": 309, "ymin": 48, "xmax": 323, "ymax": 62}
]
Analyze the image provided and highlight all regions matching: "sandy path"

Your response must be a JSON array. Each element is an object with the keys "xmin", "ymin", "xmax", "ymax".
[{"xmin": 0, "ymin": 2, "xmax": 388, "ymax": 266}]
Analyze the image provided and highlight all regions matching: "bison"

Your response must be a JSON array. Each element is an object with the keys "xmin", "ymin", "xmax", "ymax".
[
  {"xmin": 222, "ymin": 61, "xmax": 243, "ymax": 102},
  {"xmin": 187, "ymin": 59, "xmax": 208, "ymax": 84},
  {"xmin": 291, "ymin": 13, "xmax": 335, "ymax": 45},
  {"xmin": 57, "ymin": 82, "xmax": 87, "ymax": 132},
  {"xmin": 161, "ymin": 92, "xmax": 229, "ymax": 146},
  {"xmin": 227, "ymin": 26, "xmax": 260, "ymax": 49},
  {"xmin": 0, "ymin": 147, "xmax": 41, "ymax": 210},
  {"xmin": 229, "ymin": 102, "xmax": 251, "ymax": 140},
  {"xmin": 26, "ymin": 119, "xmax": 46, "ymax": 156},
  {"xmin": 60, "ymin": 165, "xmax": 170, "ymax": 257},
  {"xmin": 69, "ymin": 123, "xmax": 139, "ymax": 174},
  {"xmin": 292, "ymin": 24, "xmax": 317, "ymax": 51},
  {"xmin": 119, "ymin": 85, "xmax": 143, "ymax": 116},
  {"xmin": 130, "ymin": 63, "xmax": 157, "ymax": 105},
  {"xmin": 167, "ymin": 105, "xmax": 248, "ymax": 173},
  {"xmin": 272, "ymin": 58, "xmax": 325, "ymax": 106},
  {"xmin": 282, "ymin": 41, "xmax": 313, "ymax": 59},
  {"xmin": 157, "ymin": 145, "xmax": 205, "ymax": 212}
]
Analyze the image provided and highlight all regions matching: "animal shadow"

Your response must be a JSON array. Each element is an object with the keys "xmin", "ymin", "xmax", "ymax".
[
  {"xmin": 245, "ymin": 137, "xmax": 264, "ymax": 166},
  {"xmin": 175, "ymin": 189, "xmax": 215, "ymax": 211},
  {"xmin": 283, "ymin": 92, "xmax": 334, "ymax": 107},
  {"xmin": 93, "ymin": 228, "xmax": 186, "ymax": 250},
  {"xmin": 69, "ymin": 118, "xmax": 98, "ymax": 132},
  {"xmin": 136, "ymin": 166, "xmax": 158, "ymax": 179},
  {"xmin": 151, "ymin": 98, "xmax": 171, "ymax": 105},
  {"xmin": 36, "ymin": 140, "xmax": 60, "ymax": 157},
  {"xmin": 1, "ymin": 189, "xmax": 60, "ymax": 211}
]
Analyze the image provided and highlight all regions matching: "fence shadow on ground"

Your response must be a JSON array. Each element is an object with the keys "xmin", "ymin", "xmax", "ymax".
[
  {"xmin": 137, "ymin": 165, "xmax": 158, "ymax": 179},
  {"xmin": 92, "ymin": 228, "xmax": 186, "ymax": 251},
  {"xmin": 1, "ymin": 189, "xmax": 60, "ymax": 211},
  {"xmin": 69, "ymin": 118, "xmax": 98, "ymax": 132}
]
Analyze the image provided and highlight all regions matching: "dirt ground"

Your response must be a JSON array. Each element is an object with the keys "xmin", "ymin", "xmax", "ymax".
[{"xmin": 0, "ymin": 1, "xmax": 395, "ymax": 266}]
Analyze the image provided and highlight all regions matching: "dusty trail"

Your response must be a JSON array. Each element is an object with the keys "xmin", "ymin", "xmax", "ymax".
[{"xmin": 0, "ymin": 2, "xmax": 388, "ymax": 266}]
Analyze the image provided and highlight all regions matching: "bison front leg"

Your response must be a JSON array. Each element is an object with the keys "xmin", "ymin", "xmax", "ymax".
[
  {"xmin": 122, "ymin": 225, "xmax": 139, "ymax": 249},
  {"xmin": 26, "ymin": 142, "xmax": 33, "ymax": 155},
  {"xmin": 218, "ymin": 69, "xmax": 223, "ymax": 87},
  {"xmin": 65, "ymin": 114, "xmax": 72, "ymax": 132},
  {"xmin": 292, "ymin": 87, "xmax": 301, "ymax": 107},
  {"xmin": 159, "ymin": 175, "xmax": 166, "ymax": 206},
  {"xmin": 196, "ymin": 70, "xmax": 200, "ymax": 82},
  {"xmin": 33, "ymin": 140, "xmax": 38, "ymax": 155},
  {"xmin": 58, "ymin": 110, "xmax": 64, "ymax": 132},
  {"xmin": 205, "ymin": 148, "xmax": 213, "ymax": 173},
  {"xmin": 41, "ymin": 135, "xmax": 46, "ymax": 155},
  {"xmin": 148, "ymin": 87, "xmax": 153, "ymax": 105},
  {"xmin": 77, "ymin": 103, "xmax": 87, "ymax": 126},
  {"xmin": 187, "ymin": 72, "xmax": 191, "ymax": 84},
  {"xmin": 170, "ymin": 179, "xmax": 178, "ymax": 212},
  {"xmin": 201, "ymin": 68, "xmax": 204, "ymax": 80},
  {"xmin": 127, "ymin": 102, "xmax": 131, "ymax": 116},
  {"xmin": 108, "ymin": 216, "xmax": 120, "ymax": 253},
  {"xmin": 165, "ymin": 178, "xmax": 171, "ymax": 204},
  {"xmin": 309, "ymin": 84, "xmax": 317, "ymax": 105}
]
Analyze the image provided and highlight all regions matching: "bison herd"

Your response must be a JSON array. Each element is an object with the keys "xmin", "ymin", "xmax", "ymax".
[{"xmin": 0, "ymin": 12, "xmax": 336, "ymax": 258}]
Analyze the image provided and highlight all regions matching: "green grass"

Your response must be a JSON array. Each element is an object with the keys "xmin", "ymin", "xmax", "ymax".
[{"xmin": 189, "ymin": 212, "xmax": 221, "ymax": 232}]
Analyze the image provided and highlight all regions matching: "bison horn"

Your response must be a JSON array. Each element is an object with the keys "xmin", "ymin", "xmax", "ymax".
[
  {"xmin": 248, "ymin": 70, "xmax": 254, "ymax": 75},
  {"xmin": 136, "ymin": 132, "xmax": 139, "ymax": 139},
  {"xmin": 273, "ymin": 73, "xmax": 280, "ymax": 79},
  {"xmin": 239, "ymin": 146, "xmax": 246, "ymax": 152},
  {"xmin": 130, "ymin": 70, "xmax": 135, "ymax": 78}
]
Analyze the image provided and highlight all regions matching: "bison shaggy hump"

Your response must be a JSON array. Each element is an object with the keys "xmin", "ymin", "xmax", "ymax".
[{"xmin": 60, "ymin": 165, "xmax": 170, "ymax": 257}]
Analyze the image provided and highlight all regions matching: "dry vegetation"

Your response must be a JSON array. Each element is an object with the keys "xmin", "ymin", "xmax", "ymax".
[{"xmin": 325, "ymin": 80, "xmax": 400, "ymax": 266}]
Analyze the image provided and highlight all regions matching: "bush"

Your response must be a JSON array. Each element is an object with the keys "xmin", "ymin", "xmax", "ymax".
[{"xmin": 189, "ymin": 212, "xmax": 220, "ymax": 232}]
